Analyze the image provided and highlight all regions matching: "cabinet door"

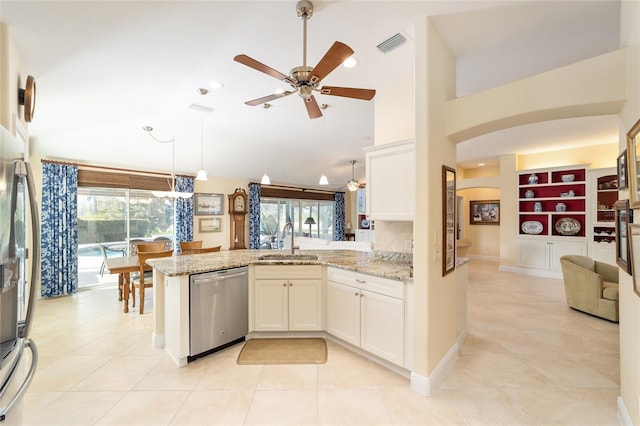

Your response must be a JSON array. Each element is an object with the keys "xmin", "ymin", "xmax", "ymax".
[
  {"xmin": 516, "ymin": 239, "xmax": 550, "ymax": 270},
  {"xmin": 590, "ymin": 242, "xmax": 616, "ymax": 265},
  {"xmin": 360, "ymin": 290, "xmax": 404, "ymax": 366},
  {"xmin": 288, "ymin": 279, "xmax": 322, "ymax": 331},
  {"xmin": 326, "ymin": 281, "xmax": 360, "ymax": 346},
  {"xmin": 549, "ymin": 241, "xmax": 588, "ymax": 271},
  {"xmin": 254, "ymin": 279, "xmax": 288, "ymax": 331}
]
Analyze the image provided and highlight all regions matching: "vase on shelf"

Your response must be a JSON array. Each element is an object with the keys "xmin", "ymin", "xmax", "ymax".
[
  {"xmin": 534, "ymin": 202, "xmax": 542, "ymax": 212},
  {"xmin": 528, "ymin": 173, "xmax": 538, "ymax": 184},
  {"xmin": 525, "ymin": 189, "xmax": 534, "ymax": 198}
]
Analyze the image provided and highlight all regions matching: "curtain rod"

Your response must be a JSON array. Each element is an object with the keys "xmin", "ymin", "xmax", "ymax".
[
  {"xmin": 252, "ymin": 181, "xmax": 344, "ymax": 195},
  {"xmin": 41, "ymin": 159, "xmax": 193, "ymax": 179}
]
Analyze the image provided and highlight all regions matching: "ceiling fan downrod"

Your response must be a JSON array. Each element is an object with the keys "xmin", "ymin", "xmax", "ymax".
[{"xmin": 297, "ymin": 0, "xmax": 313, "ymax": 68}]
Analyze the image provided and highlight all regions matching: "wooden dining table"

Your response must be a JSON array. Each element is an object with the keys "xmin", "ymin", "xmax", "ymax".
[{"xmin": 105, "ymin": 255, "xmax": 144, "ymax": 313}]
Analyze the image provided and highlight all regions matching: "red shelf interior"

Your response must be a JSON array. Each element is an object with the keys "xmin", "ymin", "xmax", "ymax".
[{"xmin": 551, "ymin": 168, "xmax": 586, "ymax": 183}]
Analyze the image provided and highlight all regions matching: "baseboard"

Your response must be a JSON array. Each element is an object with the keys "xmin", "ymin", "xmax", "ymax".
[
  {"xmin": 410, "ymin": 341, "xmax": 459, "ymax": 396},
  {"xmin": 152, "ymin": 332, "xmax": 164, "ymax": 349},
  {"xmin": 618, "ymin": 395, "xmax": 632, "ymax": 426},
  {"xmin": 457, "ymin": 326, "xmax": 468, "ymax": 348},
  {"xmin": 499, "ymin": 264, "xmax": 562, "ymax": 279}
]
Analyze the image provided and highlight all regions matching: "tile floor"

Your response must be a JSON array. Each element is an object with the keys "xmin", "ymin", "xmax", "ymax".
[{"xmin": 21, "ymin": 260, "xmax": 620, "ymax": 425}]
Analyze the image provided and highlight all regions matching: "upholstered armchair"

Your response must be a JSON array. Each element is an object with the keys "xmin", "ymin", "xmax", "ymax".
[{"xmin": 559, "ymin": 255, "xmax": 619, "ymax": 322}]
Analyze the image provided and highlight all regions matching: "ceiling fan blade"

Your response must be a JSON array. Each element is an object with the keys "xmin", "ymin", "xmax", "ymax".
[
  {"xmin": 234, "ymin": 54, "xmax": 294, "ymax": 84},
  {"xmin": 308, "ymin": 41, "xmax": 354, "ymax": 85},
  {"xmin": 304, "ymin": 95, "xmax": 323, "ymax": 119},
  {"xmin": 320, "ymin": 86, "xmax": 376, "ymax": 100},
  {"xmin": 245, "ymin": 91, "xmax": 294, "ymax": 106}
]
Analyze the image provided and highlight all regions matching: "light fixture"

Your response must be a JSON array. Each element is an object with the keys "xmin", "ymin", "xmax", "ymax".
[
  {"xmin": 142, "ymin": 126, "xmax": 193, "ymax": 199},
  {"xmin": 261, "ymin": 103, "xmax": 271, "ymax": 185},
  {"xmin": 195, "ymin": 88, "xmax": 209, "ymax": 181},
  {"xmin": 318, "ymin": 112, "xmax": 329, "ymax": 185},
  {"xmin": 304, "ymin": 216, "xmax": 316, "ymax": 236},
  {"xmin": 318, "ymin": 174, "xmax": 329, "ymax": 185},
  {"xmin": 347, "ymin": 160, "xmax": 360, "ymax": 192},
  {"xmin": 208, "ymin": 80, "xmax": 224, "ymax": 89},
  {"xmin": 342, "ymin": 57, "xmax": 358, "ymax": 68}
]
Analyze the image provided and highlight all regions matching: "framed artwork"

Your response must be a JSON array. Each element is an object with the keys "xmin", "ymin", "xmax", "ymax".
[
  {"xmin": 194, "ymin": 193, "xmax": 223, "ymax": 215},
  {"xmin": 617, "ymin": 150, "xmax": 628, "ymax": 190},
  {"xmin": 628, "ymin": 224, "xmax": 640, "ymax": 297},
  {"xmin": 625, "ymin": 118, "xmax": 640, "ymax": 207},
  {"xmin": 199, "ymin": 217, "xmax": 221, "ymax": 233},
  {"xmin": 442, "ymin": 165, "xmax": 456, "ymax": 276},
  {"xmin": 470, "ymin": 200, "xmax": 500, "ymax": 225},
  {"xmin": 615, "ymin": 200, "xmax": 633, "ymax": 274}
]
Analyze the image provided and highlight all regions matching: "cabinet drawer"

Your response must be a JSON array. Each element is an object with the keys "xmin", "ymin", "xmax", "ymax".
[
  {"xmin": 327, "ymin": 267, "xmax": 403, "ymax": 299},
  {"xmin": 254, "ymin": 265, "xmax": 322, "ymax": 280}
]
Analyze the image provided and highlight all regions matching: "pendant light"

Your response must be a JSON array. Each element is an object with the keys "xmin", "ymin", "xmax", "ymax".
[
  {"xmin": 347, "ymin": 160, "xmax": 360, "ymax": 192},
  {"xmin": 318, "ymin": 111, "xmax": 329, "ymax": 185},
  {"xmin": 143, "ymin": 126, "xmax": 193, "ymax": 199},
  {"xmin": 195, "ymin": 88, "xmax": 209, "ymax": 181},
  {"xmin": 261, "ymin": 103, "xmax": 271, "ymax": 185}
]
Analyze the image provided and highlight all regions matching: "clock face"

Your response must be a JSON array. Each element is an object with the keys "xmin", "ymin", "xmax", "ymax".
[{"xmin": 234, "ymin": 196, "xmax": 245, "ymax": 211}]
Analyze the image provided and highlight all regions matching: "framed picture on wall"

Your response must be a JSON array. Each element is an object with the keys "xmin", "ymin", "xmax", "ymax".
[
  {"xmin": 442, "ymin": 165, "xmax": 456, "ymax": 276},
  {"xmin": 199, "ymin": 217, "xmax": 221, "ymax": 233},
  {"xmin": 615, "ymin": 199, "xmax": 633, "ymax": 274},
  {"xmin": 627, "ymin": 224, "xmax": 640, "ymax": 297},
  {"xmin": 469, "ymin": 200, "xmax": 500, "ymax": 225},
  {"xmin": 194, "ymin": 193, "xmax": 223, "ymax": 215},
  {"xmin": 617, "ymin": 149, "xmax": 628, "ymax": 190},
  {"xmin": 625, "ymin": 118, "xmax": 640, "ymax": 207}
]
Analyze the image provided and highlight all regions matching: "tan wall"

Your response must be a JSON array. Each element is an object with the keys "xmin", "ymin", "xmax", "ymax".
[
  {"xmin": 618, "ymin": 0, "xmax": 640, "ymax": 423},
  {"xmin": 518, "ymin": 143, "xmax": 618, "ymax": 170},
  {"xmin": 457, "ymin": 187, "xmax": 500, "ymax": 259}
]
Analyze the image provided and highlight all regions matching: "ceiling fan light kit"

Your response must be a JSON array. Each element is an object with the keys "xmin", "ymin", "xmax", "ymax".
[
  {"xmin": 318, "ymin": 174, "xmax": 329, "ymax": 185},
  {"xmin": 194, "ymin": 88, "xmax": 210, "ymax": 181},
  {"xmin": 347, "ymin": 160, "xmax": 360, "ymax": 192},
  {"xmin": 234, "ymin": 0, "xmax": 375, "ymax": 119}
]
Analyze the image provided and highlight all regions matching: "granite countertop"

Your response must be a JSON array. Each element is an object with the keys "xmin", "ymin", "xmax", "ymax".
[{"xmin": 146, "ymin": 249, "xmax": 413, "ymax": 282}]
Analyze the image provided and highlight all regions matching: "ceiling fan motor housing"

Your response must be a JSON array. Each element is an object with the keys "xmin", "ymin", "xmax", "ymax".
[{"xmin": 296, "ymin": 0, "xmax": 313, "ymax": 19}]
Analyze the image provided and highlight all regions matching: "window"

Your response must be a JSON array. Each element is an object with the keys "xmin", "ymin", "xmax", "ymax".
[{"xmin": 259, "ymin": 198, "xmax": 335, "ymax": 249}]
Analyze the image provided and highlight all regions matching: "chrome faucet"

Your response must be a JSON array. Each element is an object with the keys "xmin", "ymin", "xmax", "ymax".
[{"xmin": 282, "ymin": 222, "xmax": 299, "ymax": 255}]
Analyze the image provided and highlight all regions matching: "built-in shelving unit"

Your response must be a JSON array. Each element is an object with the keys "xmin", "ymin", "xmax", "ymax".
[
  {"xmin": 593, "ymin": 173, "xmax": 618, "ymax": 243},
  {"xmin": 518, "ymin": 167, "xmax": 587, "ymax": 238}
]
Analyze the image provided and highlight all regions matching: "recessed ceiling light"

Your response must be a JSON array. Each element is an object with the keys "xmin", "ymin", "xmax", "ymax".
[
  {"xmin": 274, "ymin": 88, "xmax": 285, "ymax": 94},
  {"xmin": 478, "ymin": 163, "xmax": 485, "ymax": 167},
  {"xmin": 342, "ymin": 57, "xmax": 358, "ymax": 68},
  {"xmin": 209, "ymin": 81, "xmax": 224, "ymax": 89}
]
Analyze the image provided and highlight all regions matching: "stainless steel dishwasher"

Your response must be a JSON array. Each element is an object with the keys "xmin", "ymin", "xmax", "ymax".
[{"xmin": 189, "ymin": 266, "xmax": 248, "ymax": 361}]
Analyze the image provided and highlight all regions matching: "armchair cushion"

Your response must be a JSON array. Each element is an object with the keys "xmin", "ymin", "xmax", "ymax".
[{"xmin": 559, "ymin": 255, "xmax": 619, "ymax": 322}]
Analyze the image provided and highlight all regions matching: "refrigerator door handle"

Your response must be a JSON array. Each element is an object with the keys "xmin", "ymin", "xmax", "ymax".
[
  {"xmin": 0, "ymin": 339, "xmax": 38, "ymax": 422},
  {"xmin": 14, "ymin": 161, "xmax": 40, "ymax": 338}
]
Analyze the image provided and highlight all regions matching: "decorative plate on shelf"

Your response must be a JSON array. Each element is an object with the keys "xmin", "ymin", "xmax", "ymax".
[
  {"xmin": 555, "ymin": 217, "xmax": 581, "ymax": 235},
  {"xmin": 521, "ymin": 221, "xmax": 543, "ymax": 234}
]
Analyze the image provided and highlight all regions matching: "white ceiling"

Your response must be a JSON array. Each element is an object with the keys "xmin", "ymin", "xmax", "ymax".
[{"xmin": 0, "ymin": 0, "xmax": 622, "ymax": 188}]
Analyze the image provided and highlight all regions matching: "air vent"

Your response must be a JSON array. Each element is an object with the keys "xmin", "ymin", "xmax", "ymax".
[
  {"xmin": 188, "ymin": 103, "xmax": 213, "ymax": 113},
  {"xmin": 377, "ymin": 33, "xmax": 406, "ymax": 54}
]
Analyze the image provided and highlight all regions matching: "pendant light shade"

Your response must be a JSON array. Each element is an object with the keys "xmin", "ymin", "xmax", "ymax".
[
  {"xmin": 195, "ymin": 88, "xmax": 209, "ymax": 181},
  {"xmin": 261, "ymin": 173, "xmax": 271, "ymax": 185},
  {"xmin": 319, "ymin": 174, "xmax": 329, "ymax": 185},
  {"xmin": 347, "ymin": 160, "xmax": 359, "ymax": 192}
]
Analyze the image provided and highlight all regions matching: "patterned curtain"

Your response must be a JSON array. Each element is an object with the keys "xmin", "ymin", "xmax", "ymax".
[
  {"xmin": 334, "ymin": 192, "xmax": 345, "ymax": 241},
  {"xmin": 174, "ymin": 176, "xmax": 194, "ymax": 252},
  {"xmin": 41, "ymin": 162, "xmax": 78, "ymax": 297},
  {"xmin": 248, "ymin": 183, "xmax": 261, "ymax": 249}
]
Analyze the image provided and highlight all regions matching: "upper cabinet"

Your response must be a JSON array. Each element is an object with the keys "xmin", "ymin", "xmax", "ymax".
[{"xmin": 363, "ymin": 140, "xmax": 414, "ymax": 221}]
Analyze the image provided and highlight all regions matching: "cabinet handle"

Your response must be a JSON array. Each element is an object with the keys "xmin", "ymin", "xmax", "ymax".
[
  {"xmin": 355, "ymin": 292, "xmax": 359, "ymax": 296},
  {"xmin": 289, "ymin": 283, "xmax": 292, "ymax": 286},
  {"xmin": 355, "ymin": 279, "xmax": 366, "ymax": 284},
  {"xmin": 283, "ymin": 282, "xmax": 287, "ymax": 287},
  {"xmin": 360, "ymin": 293, "xmax": 364, "ymax": 298}
]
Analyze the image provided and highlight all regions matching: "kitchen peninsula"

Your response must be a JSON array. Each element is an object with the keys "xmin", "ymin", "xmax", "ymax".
[{"xmin": 146, "ymin": 249, "xmax": 416, "ymax": 371}]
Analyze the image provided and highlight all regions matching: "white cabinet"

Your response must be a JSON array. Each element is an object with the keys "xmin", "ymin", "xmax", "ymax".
[
  {"xmin": 253, "ymin": 265, "xmax": 322, "ymax": 331},
  {"xmin": 355, "ymin": 229, "xmax": 374, "ymax": 242},
  {"xmin": 516, "ymin": 238, "xmax": 587, "ymax": 273},
  {"xmin": 326, "ymin": 267, "xmax": 404, "ymax": 366},
  {"xmin": 364, "ymin": 140, "xmax": 414, "ymax": 221}
]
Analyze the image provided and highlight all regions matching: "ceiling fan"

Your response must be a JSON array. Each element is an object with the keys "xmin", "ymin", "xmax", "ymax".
[{"xmin": 234, "ymin": 0, "xmax": 376, "ymax": 119}]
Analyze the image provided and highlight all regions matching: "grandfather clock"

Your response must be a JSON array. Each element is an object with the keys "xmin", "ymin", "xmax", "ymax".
[{"xmin": 228, "ymin": 188, "xmax": 248, "ymax": 250}]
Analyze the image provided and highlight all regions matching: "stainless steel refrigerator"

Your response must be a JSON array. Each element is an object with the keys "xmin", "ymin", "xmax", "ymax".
[{"xmin": 0, "ymin": 125, "xmax": 38, "ymax": 423}]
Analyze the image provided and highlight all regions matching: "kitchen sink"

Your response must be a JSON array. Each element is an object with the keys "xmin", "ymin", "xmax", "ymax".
[{"xmin": 258, "ymin": 253, "xmax": 319, "ymax": 261}]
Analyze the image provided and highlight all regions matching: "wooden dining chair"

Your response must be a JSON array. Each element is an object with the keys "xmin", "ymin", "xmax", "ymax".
[
  {"xmin": 136, "ymin": 242, "xmax": 167, "ymax": 253},
  {"xmin": 179, "ymin": 240, "xmax": 203, "ymax": 253},
  {"xmin": 153, "ymin": 236, "xmax": 173, "ymax": 250},
  {"xmin": 131, "ymin": 249, "xmax": 173, "ymax": 314},
  {"xmin": 182, "ymin": 246, "xmax": 221, "ymax": 255}
]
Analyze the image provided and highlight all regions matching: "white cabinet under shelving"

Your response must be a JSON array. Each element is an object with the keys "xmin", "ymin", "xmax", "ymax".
[
  {"xmin": 364, "ymin": 140, "xmax": 414, "ymax": 221},
  {"xmin": 326, "ymin": 267, "xmax": 404, "ymax": 366},
  {"xmin": 253, "ymin": 265, "xmax": 322, "ymax": 332},
  {"xmin": 516, "ymin": 238, "xmax": 588, "ymax": 274}
]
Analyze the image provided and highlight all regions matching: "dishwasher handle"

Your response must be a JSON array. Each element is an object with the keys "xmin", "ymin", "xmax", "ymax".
[{"xmin": 192, "ymin": 271, "xmax": 247, "ymax": 285}]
